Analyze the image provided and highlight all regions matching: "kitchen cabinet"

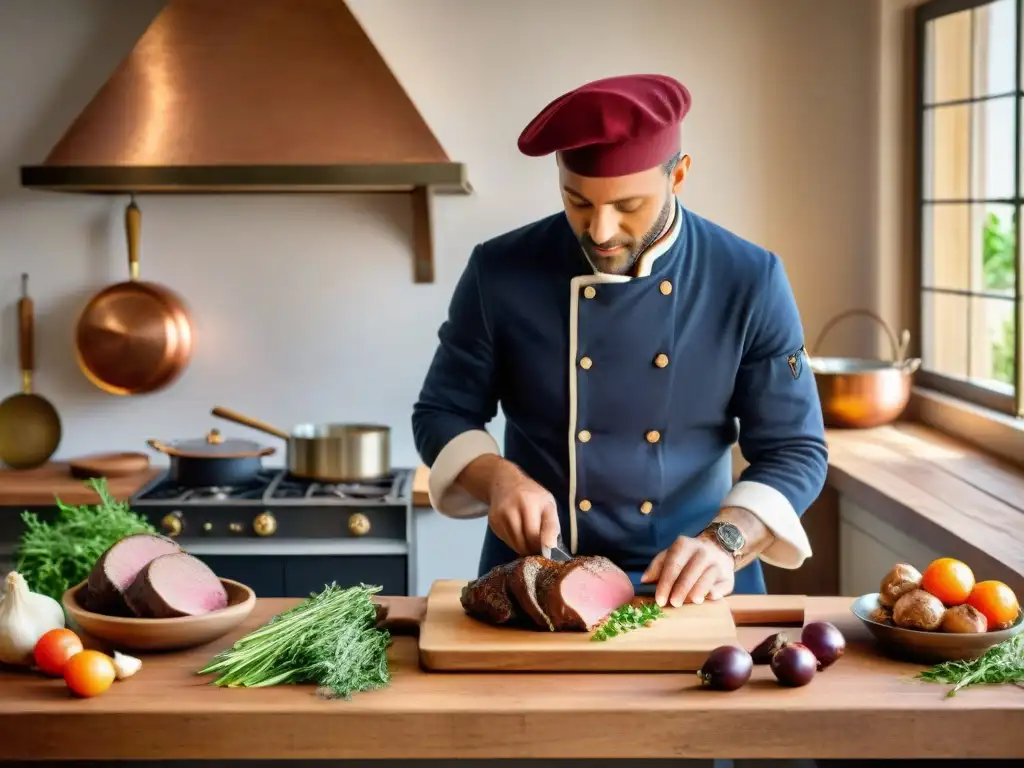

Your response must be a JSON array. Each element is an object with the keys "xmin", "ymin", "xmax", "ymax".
[{"xmin": 839, "ymin": 497, "xmax": 943, "ymax": 596}]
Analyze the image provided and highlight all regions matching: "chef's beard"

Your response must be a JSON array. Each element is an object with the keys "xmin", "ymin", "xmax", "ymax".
[{"xmin": 579, "ymin": 192, "xmax": 675, "ymax": 277}]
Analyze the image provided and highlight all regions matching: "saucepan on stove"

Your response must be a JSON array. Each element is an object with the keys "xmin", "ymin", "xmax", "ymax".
[
  {"xmin": 210, "ymin": 406, "xmax": 391, "ymax": 483},
  {"xmin": 146, "ymin": 429, "xmax": 276, "ymax": 487}
]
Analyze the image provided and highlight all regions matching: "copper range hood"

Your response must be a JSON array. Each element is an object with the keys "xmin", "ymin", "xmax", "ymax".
[{"xmin": 19, "ymin": 0, "xmax": 471, "ymax": 283}]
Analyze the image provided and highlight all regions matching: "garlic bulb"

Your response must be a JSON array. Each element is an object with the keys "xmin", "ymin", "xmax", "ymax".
[{"xmin": 0, "ymin": 571, "xmax": 65, "ymax": 666}]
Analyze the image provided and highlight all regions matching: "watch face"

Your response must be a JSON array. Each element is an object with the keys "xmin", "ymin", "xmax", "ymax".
[{"xmin": 716, "ymin": 522, "xmax": 745, "ymax": 551}]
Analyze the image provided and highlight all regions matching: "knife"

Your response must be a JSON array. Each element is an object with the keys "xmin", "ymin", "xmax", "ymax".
[{"xmin": 543, "ymin": 534, "xmax": 572, "ymax": 562}]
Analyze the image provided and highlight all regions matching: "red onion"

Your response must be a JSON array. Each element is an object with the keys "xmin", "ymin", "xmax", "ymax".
[
  {"xmin": 770, "ymin": 642, "xmax": 817, "ymax": 687},
  {"xmin": 800, "ymin": 621, "xmax": 846, "ymax": 670},
  {"xmin": 696, "ymin": 645, "xmax": 753, "ymax": 691}
]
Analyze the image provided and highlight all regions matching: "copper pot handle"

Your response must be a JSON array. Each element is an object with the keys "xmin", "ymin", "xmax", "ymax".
[
  {"xmin": 147, "ymin": 438, "xmax": 186, "ymax": 457},
  {"xmin": 810, "ymin": 308, "xmax": 906, "ymax": 363},
  {"xmin": 126, "ymin": 196, "xmax": 141, "ymax": 282},
  {"xmin": 17, "ymin": 274, "xmax": 33, "ymax": 394}
]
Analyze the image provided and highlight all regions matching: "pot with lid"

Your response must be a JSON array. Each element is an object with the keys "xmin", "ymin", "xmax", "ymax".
[
  {"xmin": 147, "ymin": 429, "xmax": 276, "ymax": 487},
  {"xmin": 808, "ymin": 308, "xmax": 922, "ymax": 429}
]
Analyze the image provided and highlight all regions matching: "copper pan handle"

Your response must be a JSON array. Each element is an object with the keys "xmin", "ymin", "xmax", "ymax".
[
  {"xmin": 210, "ymin": 406, "xmax": 291, "ymax": 441},
  {"xmin": 147, "ymin": 438, "xmax": 186, "ymax": 457},
  {"xmin": 810, "ymin": 308, "xmax": 903, "ymax": 362},
  {"xmin": 126, "ymin": 197, "xmax": 141, "ymax": 282},
  {"xmin": 17, "ymin": 274, "xmax": 33, "ymax": 394}
]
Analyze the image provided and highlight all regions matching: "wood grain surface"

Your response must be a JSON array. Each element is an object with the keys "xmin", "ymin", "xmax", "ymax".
[
  {"xmin": 0, "ymin": 462, "xmax": 161, "ymax": 506},
  {"xmin": 418, "ymin": 578, "xmax": 738, "ymax": 672},
  {"xmin": 1, "ymin": 596, "xmax": 1022, "ymax": 761}
]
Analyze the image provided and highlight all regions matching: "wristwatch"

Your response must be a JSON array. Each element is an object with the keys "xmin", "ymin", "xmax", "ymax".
[{"xmin": 702, "ymin": 520, "xmax": 745, "ymax": 560}]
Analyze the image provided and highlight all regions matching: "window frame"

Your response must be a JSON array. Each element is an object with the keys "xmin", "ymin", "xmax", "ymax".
[{"xmin": 913, "ymin": 0, "xmax": 1024, "ymax": 417}]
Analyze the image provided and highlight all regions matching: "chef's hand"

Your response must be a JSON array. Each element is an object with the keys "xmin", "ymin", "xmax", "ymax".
[
  {"xmin": 640, "ymin": 535, "xmax": 735, "ymax": 607},
  {"xmin": 487, "ymin": 459, "xmax": 560, "ymax": 555}
]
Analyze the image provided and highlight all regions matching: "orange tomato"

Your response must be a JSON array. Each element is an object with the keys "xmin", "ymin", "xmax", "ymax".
[
  {"xmin": 63, "ymin": 650, "xmax": 116, "ymax": 698},
  {"xmin": 33, "ymin": 628, "xmax": 83, "ymax": 677},
  {"xmin": 920, "ymin": 557, "xmax": 975, "ymax": 605},
  {"xmin": 967, "ymin": 580, "xmax": 1021, "ymax": 629}
]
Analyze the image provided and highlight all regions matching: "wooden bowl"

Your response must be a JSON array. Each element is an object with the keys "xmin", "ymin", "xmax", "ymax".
[
  {"xmin": 850, "ymin": 593, "xmax": 1024, "ymax": 664},
  {"xmin": 62, "ymin": 578, "xmax": 256, "ymax": 652}
]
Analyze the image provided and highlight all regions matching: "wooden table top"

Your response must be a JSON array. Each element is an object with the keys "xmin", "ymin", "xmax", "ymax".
[
  {"xmin": 0, "ymin": 462, "xmax": 162, "ymax": 506},
  {"xmin": 1, "ymin": 595, "xmax": 1021, "ymax": 761}
]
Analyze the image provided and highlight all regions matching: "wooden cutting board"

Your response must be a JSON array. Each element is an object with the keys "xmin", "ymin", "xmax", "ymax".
[{"xmin": 418, "ymin": 578, "xmax": 739, "ymax": 672}]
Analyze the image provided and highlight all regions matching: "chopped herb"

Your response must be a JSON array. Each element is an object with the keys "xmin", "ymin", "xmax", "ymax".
[
  {"xmin": 917, "ymin": 632, "xmax": 1024, "ymax": 697},
  {"xmin": 197, "ymin": 582, "xmax": 391, "ymax": 700},
  {"xmin": 15, "ymin": 478, "xmax": 157, "ymax": 602},
  {"xmin": 591, "ymin": 602, "xmax": 664, "ymax": 642}
]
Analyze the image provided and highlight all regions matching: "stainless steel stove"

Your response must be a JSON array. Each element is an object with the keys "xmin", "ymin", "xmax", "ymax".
[{"xmin": 130, "ymin": 468, "xmax": 415, "ymax": 598}]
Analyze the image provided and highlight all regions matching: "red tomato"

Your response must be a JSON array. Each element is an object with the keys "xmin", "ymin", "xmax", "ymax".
[
  {"xmin": 63, "ymin": 650, "xmax": 116, "ymax": 698},
  {"xmin": 33, "ymin": 628, "xmax": 83, "ymax": 677}
]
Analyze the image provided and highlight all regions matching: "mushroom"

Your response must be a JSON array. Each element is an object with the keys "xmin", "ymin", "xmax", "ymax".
[
  {"xmin": 879, "ymin": 563, "xmax": 923, "ymax": 608},
  {"xmin": 868, "ymin": 606, "xmax": 894, "ymax": 625},
  {"xmin": 940, "ymin": 604, "xmax": 988, "ymax": 634},
  {"xmin": 892, "ymin": 589, "xmax": 946, "ymax": 631}
]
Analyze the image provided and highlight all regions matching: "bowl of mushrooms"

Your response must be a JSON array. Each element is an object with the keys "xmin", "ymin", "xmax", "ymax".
[{"xmin": 851, "ymin": 558, "xmax": 1024, "ymax": 664}]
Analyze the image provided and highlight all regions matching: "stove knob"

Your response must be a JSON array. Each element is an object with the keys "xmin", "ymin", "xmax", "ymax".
[
  {"xmin": 253, "ymin": 512, "xmax": 277, "ymax": 537},
  {"xmin": 162, "ymin": 512, "xmax": 184, "ymax": 537},
  {"xmin": 348, "ymin": 512, "xmax": 371, "ymax": 537},
  {"xmin": 229, "ymin": 522, "xmax": 243, "ymax": 534},
  {"xmin": 202, "ymin": 522, "xmax": 213, "ymax": 533}
]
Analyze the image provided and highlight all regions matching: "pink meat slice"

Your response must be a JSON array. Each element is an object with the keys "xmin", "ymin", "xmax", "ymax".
[
  {"xmin": 85, "ymin": 533, "xmax": 181, "ymax": 616},
  {"xmin": 538, "ymin": 555, "xmax": 635, "ymax": 631},
  {"xmin": 124, "ymin": 552, "xmax": 228, "ymax": 618}
]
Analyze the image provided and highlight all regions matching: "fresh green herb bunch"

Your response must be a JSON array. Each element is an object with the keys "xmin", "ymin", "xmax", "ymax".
[
  {"xmin": 917, "ymin": 631, "xmax": 1024, "ymax": 697},
  {"xmin": 591, "ymin": 602, "xmax": 664, "ymax": 642},
  {"xmin": 198, "ymin": 582, "xmax": 392, "ymax": 700},
  {"xmin": 15, "ymin": 477, "xmax": 157, "ymax": 601}
]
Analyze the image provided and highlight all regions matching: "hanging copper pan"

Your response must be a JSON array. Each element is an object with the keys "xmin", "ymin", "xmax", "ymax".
[{"xmin": 74, "ymin": 198, "xmax": 194, "ymax": 396}]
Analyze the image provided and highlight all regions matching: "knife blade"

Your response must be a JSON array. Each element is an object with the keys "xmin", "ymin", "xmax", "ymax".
[{"xmin": 543, "ymin": 534, "xmax": 572, "ymax": 562}]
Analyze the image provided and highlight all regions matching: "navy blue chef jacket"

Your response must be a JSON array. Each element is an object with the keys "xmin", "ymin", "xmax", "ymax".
[{"xmin": 412, "ymin": 202, "xmax": 828, "ymax": 595}]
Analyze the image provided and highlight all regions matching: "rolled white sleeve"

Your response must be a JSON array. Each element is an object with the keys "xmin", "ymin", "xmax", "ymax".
[
  {"xmin": 722, "ymin": 480, "xmax": 812, "ymax": 569},
  {"xmin": 427, "ymin": 429, "xmax": 500, "ymax": 519}
]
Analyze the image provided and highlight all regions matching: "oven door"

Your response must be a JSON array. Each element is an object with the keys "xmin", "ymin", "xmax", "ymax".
[{"xmin": 196, "ymin": 554, "xmax": 408, "ymax": 598}]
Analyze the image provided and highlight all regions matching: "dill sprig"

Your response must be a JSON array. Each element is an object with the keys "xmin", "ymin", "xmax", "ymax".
[
  {"xmin": 197, "ymin": 582, "xmax": 391, "ymax": 700},
  {"xmin": 15, "ymin": 478, "xmax": 157, "ymax": 602},
  {"xmin": 591, "ymin": 602, "xmax": 664, "ymax": 641},
  {"xmin": 917, "ymin": 631, "xmax": 1024, "ymax": 697}
]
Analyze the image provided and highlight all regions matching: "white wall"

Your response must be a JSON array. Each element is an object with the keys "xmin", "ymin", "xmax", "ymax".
[{"xmin": 0, "ymin": 0, "xmax": 881, "ymax": 470}]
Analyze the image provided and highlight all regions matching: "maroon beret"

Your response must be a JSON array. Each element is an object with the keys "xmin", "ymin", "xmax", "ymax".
[{"xmin": 517, "ymin": 74, "xmax": 691, "ymax": 177}]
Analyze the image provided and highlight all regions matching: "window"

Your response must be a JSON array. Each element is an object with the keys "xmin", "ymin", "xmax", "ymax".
[{"xmin": 915, "ymin": 0, "xmax": 1022, "ymax": 416}]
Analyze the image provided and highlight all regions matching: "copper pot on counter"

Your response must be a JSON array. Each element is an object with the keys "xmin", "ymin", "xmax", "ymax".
[{"xmin": 809, "ymin": 309, "xmax": 921, "ymax": 429}]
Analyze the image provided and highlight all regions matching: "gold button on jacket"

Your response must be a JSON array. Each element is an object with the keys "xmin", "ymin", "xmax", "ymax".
[
  {"xmin": 583, "ymin": 286, "xmax": 597, "ymax": 299},
  {"xmin": 578, "ymin": 430, "xmax": 592, "ymax": 443},
  {"xmin": 579, "ymin": 356, "xmax": 593, "ymax": 369},
  {"xmin": 659, "ymin": 280, "xmax": 673, "ymax": 295},
  {"xmin": 654, "ymin": 353, "xmax": 669, "ymax": 368},
  {"xmin": 579, "ymin": 499, "xmax": 592, "ymax": 512},
  {"xmin": 640, "ymin": 501, "xmax": 653, "ymax": 515},
  {"xmin": 646, "ymin": 430, "xmax": 661, "ymax": 444}
]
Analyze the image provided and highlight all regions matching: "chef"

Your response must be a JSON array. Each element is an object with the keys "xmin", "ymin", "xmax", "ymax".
[{"xmin": 412, "ymin": 74, "xmax": 828, "ymax": 606}]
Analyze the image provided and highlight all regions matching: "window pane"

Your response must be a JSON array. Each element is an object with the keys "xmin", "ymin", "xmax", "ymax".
[
  {"xmin": 973, "ymin": 0, "xmax": 1017, "ymax": 97},
  {"xmin": 925, "ymin": 9, "xmax": 972, "ymax": 104},
  {"xmin": 980, "ymin": 203, "xmax": 1017, "ymax": 292},
  {"xmin": 969, "ymin": 295, "xmax": 1016, "ymax": 389},
  {"xmin": 925, "ymin": 104, "xmax": 971, "ymax": 200},
  {"xmin": 923, "ymin": 203, "xmax": 970, "ymax": 289},
  {"xmin": 922, "ymin": 290, "xmax": 969, "ymax": 378},
  {"xmin": 973, "ymin": 96, "xmax": 1016, "ymax": 200}
]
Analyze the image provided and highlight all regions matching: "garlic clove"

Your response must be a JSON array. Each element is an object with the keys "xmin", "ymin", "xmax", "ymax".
[{"xmin": 113, "ymin": 650, "xmax": 142, "ymax": 680}]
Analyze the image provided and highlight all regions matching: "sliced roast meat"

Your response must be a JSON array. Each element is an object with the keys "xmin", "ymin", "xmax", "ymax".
[
  {"xmin": 462, "ymin": 554, "xmax": 634, "ymax": 632},
  {"xmin": 460, "ymin": 561, "xmax": 518, "ymax": 625},
  {"xmin": 124, "ymin": 551, "xmax": 229, "ymax": 618},
  {"xmin": 85, "ymin": 533, "xmax": 181, "ymax": 616},
  {"xmin": 507, "ymin": 556, "xmax": 561, "ymax": 631},
  {"xmin": 537, "ymin": 555, "xmax": 635, "ymax": 631}
]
